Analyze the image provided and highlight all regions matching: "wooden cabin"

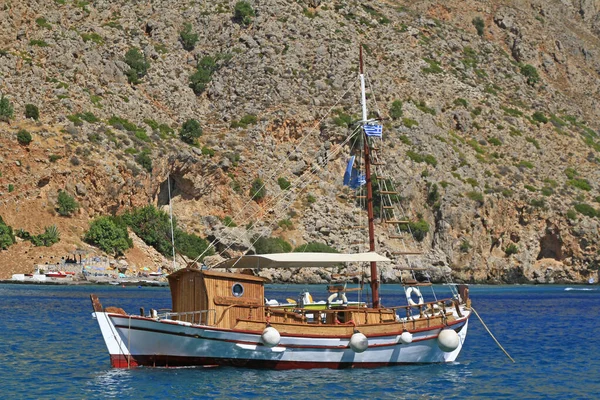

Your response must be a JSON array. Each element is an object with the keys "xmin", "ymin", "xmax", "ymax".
[{"xmin": 167, "ymin": 268, "xmax": 267, "ymax": 328}]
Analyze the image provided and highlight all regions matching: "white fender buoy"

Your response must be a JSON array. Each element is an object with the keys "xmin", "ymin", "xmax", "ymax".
[
  {"xmin": 437, "ymin": 329, "xmax": 460, "ymax": 352},
  {"xmin": 349, "ymin": 331, "xmax": 368, "ymax": 353},
  {"xmin": 406, "ymin": 287, "xmax": 424, "ymax": 306},
  {"xmin": 327, "ymin": 292, "xmax": 348, "ymax": 304},
  {"xmin": 399, "ymin": 331, "xmax": 413, "ymax": 344},
  {"xmin": 261, "ymin": 326, "xmax": 281, "ymax": 348}
]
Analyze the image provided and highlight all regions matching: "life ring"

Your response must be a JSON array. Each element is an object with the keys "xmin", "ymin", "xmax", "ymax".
[
  {"xmin": 406, "ymin": 287, "xmax": 424, "ymax": 306},
  {"xmin": 327, "ymin": 292, "xmax": 348, "ymax": 304}
]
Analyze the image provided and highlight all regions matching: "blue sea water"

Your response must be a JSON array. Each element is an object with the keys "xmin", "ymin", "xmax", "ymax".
[{"xmin": 0, "ymin": 283, "xmax": 598, "ymax": 399}]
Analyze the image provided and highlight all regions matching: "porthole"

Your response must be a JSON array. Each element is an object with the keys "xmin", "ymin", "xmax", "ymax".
[{"xmin": 232, "ymin": 282, "xmax": 244, "ymax": 297}]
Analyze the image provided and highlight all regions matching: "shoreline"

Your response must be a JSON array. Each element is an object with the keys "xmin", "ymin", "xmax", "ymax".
[
  {"xmin": 0, "ymin": 279, "xmax": 168, "ymax": 287},
  {"xmin": 1, "ymin": 279, "xmax": 596, "ymax": 286}
]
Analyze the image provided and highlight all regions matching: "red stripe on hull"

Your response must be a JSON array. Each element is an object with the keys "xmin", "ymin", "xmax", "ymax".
[{"xmin": 108, "ymin": 354, "xmax": 442, "ymax": 370}]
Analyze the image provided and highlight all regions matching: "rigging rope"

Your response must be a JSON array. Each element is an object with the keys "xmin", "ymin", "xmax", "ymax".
[{"xmin": 471, "ymin": 306, "xmax": 515, "ymax": 363}]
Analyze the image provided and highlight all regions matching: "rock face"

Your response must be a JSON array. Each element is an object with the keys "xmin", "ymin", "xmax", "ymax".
[{"xmin": 1, "ymin": 0, "xmax": 600, "ymax": 284}]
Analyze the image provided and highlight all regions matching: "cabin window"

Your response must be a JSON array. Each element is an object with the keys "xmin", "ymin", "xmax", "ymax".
[{"xmin": 232, "ymin": 283, "xmax": 244, "ymax": 297}]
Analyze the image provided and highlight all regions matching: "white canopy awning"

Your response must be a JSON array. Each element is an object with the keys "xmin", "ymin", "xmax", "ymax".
[{"xmin": 213, "ymin": 252, "xmax": 390, "ymax": 269}]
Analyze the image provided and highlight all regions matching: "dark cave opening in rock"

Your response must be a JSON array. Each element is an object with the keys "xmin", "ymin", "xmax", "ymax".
[
  {"xmin": 157, "ymin": 176, "xmax": 178, "ymax": 207},
  {"xmin": 537, "ymin": 231, "xmax": 563, "ymax": 261}
]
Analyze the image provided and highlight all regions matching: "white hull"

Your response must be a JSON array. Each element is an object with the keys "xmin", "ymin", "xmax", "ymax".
[{"xmin": 93, "ymin": 311, "xmax": 469, "ymax": 369}]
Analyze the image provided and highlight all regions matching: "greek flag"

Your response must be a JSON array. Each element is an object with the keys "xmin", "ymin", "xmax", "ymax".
[{"xmin": 363, "ymin": 124, "xmax": 383, "ymax": 137}]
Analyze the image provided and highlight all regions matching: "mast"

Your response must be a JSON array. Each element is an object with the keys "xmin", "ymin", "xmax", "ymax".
[
  {"xmin": 167, "ymin": 173, "xmax": 176, "ymax": 271},
  {"xmin": 359, "ymin": 46, "xmax": 380, "ymax": 308}
]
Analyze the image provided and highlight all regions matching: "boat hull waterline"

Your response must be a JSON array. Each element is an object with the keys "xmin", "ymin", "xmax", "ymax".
[{"xmin": 94, "ymin": 311, "xmax": 469, "ymax": 369}]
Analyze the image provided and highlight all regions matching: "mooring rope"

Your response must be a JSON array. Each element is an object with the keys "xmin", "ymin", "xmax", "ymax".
[{"xmin": 471, "ymin": 306, "xmax": 515, "ymax": 363}]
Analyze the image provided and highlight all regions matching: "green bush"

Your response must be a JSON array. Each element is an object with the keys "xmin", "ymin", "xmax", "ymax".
[
  {"xmin": 0, "ymin": 94, "xmax": 14, "ymax": 122},
  {"xmin": 222, "ymin": 216, "xmax": 237, "ymax": 227},
  {"xmin": 174, "ymin": 230, "xmax": 214, "ymax": 261},
  {"xmin": 123, "ymin": 205, "xmax": 173, "ymax": 256},
  {"xmin": 29, "ymin": 39, "xmax": 48, "ymax": 47},
  {"xmin": 0, "ymin": 216, "xmax": 15, "ymax": 250},
  {"xmin": 453, "ymin": 98, "xmax": 468, "ymax": 108},
  {"xmin": 179, "ymin": 118, "xmax": 202, "ymax": 144},
  {"xmin": 231, "ymin": 114, "xmax": 258, "ymax": 129},
  {"xmin": 426, "ymin": 183, "xmax": 440, "ymax": 207},
  {"xmin": 488, "ymin": 137, "xmax": 502, "ymax": 146},
  {"xmin": 505, "ymin": 243, "xmax": 518, "ymax": 256},
  {"xmin": 389, "ymin": 100, "xmax": 403, "ymax": 120},
  {"xmin": 472, "ymin": 17, "xmax": 485, "ymax": 36},
  {"xmin": 201, "ymin": 146, "xmax": 215, "ymax": 157},
  {"xmin": 399, "ymin": 219, "xmax": 430, "ymax": 242},
  {"xmin": 250, "ymin": 177, "xmax": 266, "ymax": 201},
  {"xmin": 526, "ymin": 137, "xmax": 540, "ymax": 149},
  {"xmin": 532, "ymin": 111, "xmax": 548, "ymax": 124},
  {"xmin": 135, "ymin": 150, "xmax": 153, "ymax": 172},
  {"xmin": 466, "ymin": 191, "xmax": 484, "ymax": 204},
  {"xmin": 422, "ymin": 58, "xmax": 443, "ymax": 74},
  {"xmin": 460, "ymin": 239, "xmax": 471, "ymax": 253},
  {"xmin": 57, "ymin": 191, "xmax": 79, "ymax": 216},
  {"xmin": 34, "ymin": 225, "xmax": 60, "ymax": 247},
  {"xmin": 189, "ymin": 56, "xmax": 219, "ymax": 95},
  {"xmin": 574, "ymin": 203, "xmax": 597, "ymax": 217},
  {"xmin": 277, "ymin": 177, "xmax": 291, "ymax": 190},
  {"xmin": 253, "ymin": 236, "xmax": 292, "ymax": 254},
  {"xmin": 332, "ymin": 110, "xmax": 353, "ymax": 127},
  {"xmin": 402, "ymin": 118, "xmax": 418, "ymax": 128},
  {"xmin": 277, "ymin": 218, "xmax": 293, "ymax": 230},
  {"xmin": 179, "ymin": 23, "xmax": 198, "ymax": 51},
  {"xmin": 294, "ymin": 242, "xmax": 338, "ymax": 253},
  {"xmin": 36, "ymin": 17, "xmax": 52, "ymax": 29},
  {"xmin": 124, "ymin": 47, "xmax": 150, "ymax": 84},
  {"xmin": 84, "ymin": 216, "xmax": 132, "ymax": 256},
  {"xmin": 17, "ymin": 129, "xmax": 32, "ymax": 145},
  {"xmin": 234, "ymin": 1, "xmax": 255, "ymax": 26},
  {"xmin": 520, "ymin": 64, "xmax": 540, "ymax": 86},
  {"xmin": 568, "ymin": 178, "xmax": 591, "ymax": 191},
  {"xmin": 564, "ymin": 167, "xmax": 578, "ymax": 179},
  {"xmin": 25, "ymin": 104, "xmax": 39, "ymax": 120},
  {"xmin": 8, "ymin": 184, "xmax": 14, "ymax": 193}
]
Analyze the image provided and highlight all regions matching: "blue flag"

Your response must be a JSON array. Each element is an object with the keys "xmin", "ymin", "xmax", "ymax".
[
  {"xmin": 363, "ymin": 124, "xmax": 383, "ymax": 137},
  {"xmin": 343, "ymin": 156, "xmax": 366, "ymax": 189}
]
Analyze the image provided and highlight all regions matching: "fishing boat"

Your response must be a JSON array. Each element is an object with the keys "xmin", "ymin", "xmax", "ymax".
[{"xmin": 90, "ymin": 48, "xmax": 471, "ymax": 369}]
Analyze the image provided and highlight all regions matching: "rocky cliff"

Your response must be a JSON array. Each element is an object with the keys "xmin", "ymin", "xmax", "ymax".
[{"xmin": 1, "ymin": 0, "xmax": 600, "ymax": 284}]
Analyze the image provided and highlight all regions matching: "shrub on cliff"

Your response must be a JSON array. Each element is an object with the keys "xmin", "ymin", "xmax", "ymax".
[
  {"xmin": 250, "ymin": 177, "xmax": 266, "ymax": 201},
  {"xmin": 189, "ymin": 56, "xmax": 219, "ymax": 95},
  {"xmin": 389, "ymin": 100, "xmax": 403, "ymax": 120},
  {"xmin": 234, "ymin": 1, "xmax": 255, "ymax": 26},
  {"xmin": 174, "ymin": 230, "xmax": 214, "ymax": 261},
  {"xmin": 399, "ymin": 218, "xmax": 430, "ymax": 242},
  {"xmin": 124, "ymin": 47, "xmax": 150, "ymax": 84},
  {"xmin": 179, "ymin": 118, "xmax": 202, "ymax": 144},
  {"xmin": 179, "ymin": 23, "xmax": 198, "ymax": 51},
  {"xmin": 57, "ymin": 190, "xmax": 79, "ymax": 216},
  {"xmin": 0, "ymin": 216, "xmax": 15, "ymax": 250},
  {"xmin": 520, "ymin": 64, "xmax": 540, "ymax": 86},
  {"xmin": 16, "ymin": 226, "xmax": 60, "ymax": 247},
  {"xmin": 84, "ymin": 216, "xmax": 132, "ymax": 256},
  {"xmin": 0, "ymin": 94, "xmax": 14, "ymax": 122},
  {"xmin": 294, "ymin": 242, "xmax": 338, "ymax": 253},
  {"xmin": 135, "ymin": 150, "xmax": 153, "ymax": 172},
  {"xmin": 253, "ymin": 236, "xmax": 292, "ymax": 254},
  {"xmin": 472, "ymin": 17, "xmax": 485, "ymax": 36},
  {"xmin": 25, "ymin": 104, "xmax": 39, "ymax": 120},
  {"xmin": 17, "ymin": 129, "xmax": 32, "ymax": 145}
]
